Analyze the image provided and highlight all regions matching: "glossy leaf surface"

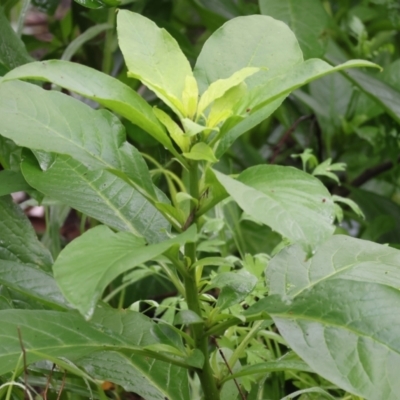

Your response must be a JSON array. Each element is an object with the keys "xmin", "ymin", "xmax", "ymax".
[
  {"xmin": 21, "ymin": 154, "xmax": 169, "ymax": 243},
  {"xmin": 117, "ymin": 10, "xmax": 192, "ymax": 115},
  {"xmin": 1, "ymin": 61, "xmax": 173, "ymax": 152},
  {"xmin": 250, "ymin": 236, "xmax": 400, "ymax": 399},
  {"xmin": 0, "ymin": 196, "xmax": 53, "ymax": 270},
  {"xmin": 259, "ymin": 0, "xmax": 329, "ymax": 58},
  {"xmin": 194, "ymin": 15, "xmax": 303, "ymax": 93},
  {"xmin": 53, "ymin": 225, "xmax": 196, "ymax": 318},
  {"xmin": 213, "ymin": 166, "xmax": 335, "ymax": 252},
  {"xmin": 0, "ymin": 7, "xmax": 32, "ymax": 71}
]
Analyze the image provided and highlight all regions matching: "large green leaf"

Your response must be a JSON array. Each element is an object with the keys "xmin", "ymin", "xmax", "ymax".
[
  {"xmin": 249, "ymin": 236, "xmax": 400, "ymax": 399},
  {"xmin": 1, "ymin": 61, "xmax": 174, "ymax": 153},
  {"xmin": 0, "ymin": 308, "xmax": 191, "ymax": 376},
  {"xmin": 0, "ymin": 261, "xmax": 69, "ymax": 310},
  {"xmin": 21, "ymin": 153, "xmax": 169, "ymax": 243},
  {"xmin": 53, "ymin": 225, "xmax": 196, "ymax": 319},
  {"xmin": 343, "ymin": 68, "xmax": 400, "ymax": 124},
  {"xmin": 0, "ymin": 170, "xmax": 31, "ymax": 196},
  {"xmin": 0, "ymin": 80, "xmax": 159, "ymax": 199},
  {"xmin": 213, "ymin": 165, "xmax": 335, "ymax": 252},
  {"xmin": 259, "ymin": 0, "xmax": 329, "ymax": 59},
  {"xmin": 0, "ymin": 6, "xmax": 32, "ymax": 72},
  {"xmin": 0, "ymin": 196, "xmax": 52, "ymax": 270},
  {"xmin": 194, "ymin": 15, "xmax": 303, "ymax": 93},
  {"xmin": 216, "ymin": 59, "xmax": 379, "ymax": 156},
  {"xmin": 78, "ymin": 309, "xmax": 189, "ymax": 400},
  {"xmin": 117, "ymin": 10, "xmax": 193, "ymax": 116}
]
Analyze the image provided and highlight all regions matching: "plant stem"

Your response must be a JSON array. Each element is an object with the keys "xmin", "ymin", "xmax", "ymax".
[
  {"xmin": 184, "ymin": 161, "xmax": 220, "ymax": 400},
  {"xmin": 102, "ymin": 8, "xmax": 116, "ymax": 75}
]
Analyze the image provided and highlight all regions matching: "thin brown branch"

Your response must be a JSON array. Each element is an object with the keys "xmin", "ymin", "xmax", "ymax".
[
  {"xmin": 335, "ymin": 156, "xmax": 400, "ymax": 197},
  {"xmin": 43, "ymin": 364, "xmax": 56, "ymax": 400},
  {"xmin": 56, "ymin": 370, "xmax": 67, "ymax": 400},
  {"xmin": 270, "ymin": 115, "xmax": 313, "ymax": 164},
  {"xmin": 17, "ymin": 327, "xmax": 28, "ymax": 400},
  {"xmin": 212, "ymin": 337, "xmax": 246, "ymax": 400}
]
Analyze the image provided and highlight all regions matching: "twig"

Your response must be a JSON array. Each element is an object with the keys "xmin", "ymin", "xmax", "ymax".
[
  {"xmin": 335, "ymin": 156, "xmax": 400, "ymax": 197},
  {"xmin": 43, "ymin": 364, "xmax": 56, "ymax": 400},
  {"xmin": 56, "ymin": 370, "xmax": 67, "ymax": 400},
  {"xmin": 211, "ymin": 337, "xmax": 246, "ymax": 400},
  {"xmin": 17, "ymin": 327, "xmax": 28, "ymax": 400},
  {"xmin": 270, "ymin": 115, "xmax": 313, "ymax": 164}
]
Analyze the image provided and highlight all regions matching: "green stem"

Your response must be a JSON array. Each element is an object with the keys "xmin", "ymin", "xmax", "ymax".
[
  {"xmin": 184, "ymin": 161, "xmax": 220, "ymax": 400},
  {"xmin": 102, "ymin": 8, "xmax": 116, "ymax": 75},
  {"xmin": 228, "ymin": 321, "xmax": 263, "ymax": 369}
]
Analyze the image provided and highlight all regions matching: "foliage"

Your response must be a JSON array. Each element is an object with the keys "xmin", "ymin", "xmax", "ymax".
[{"xmin": 0, "ymin": 1, "xmax": 400, "ymax": 399}]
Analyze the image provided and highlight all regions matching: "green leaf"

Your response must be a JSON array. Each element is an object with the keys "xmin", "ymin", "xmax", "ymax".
[
  {"xmin": 209, "ymin": 270, "xmax": 257, "ymax": 310},
  {"xmin": 222, "ymin": 359, "xmax": 313, "ymax": 382},
  {"xmin": 153, "ymin": 108, "xmax": 190, "ymax": 152},
  {"xmin": 21, "ymin": 153, "xmax": 169, "ymax": 244},
  {"xmin": 213, "ymin": 165, "xmax": 336, "ymax": 252},
  {"xmin": 182, "ymin": 143, "xmax": 218, "ymax": 162},
  {"xmin": 1, "ymin": 60, "xmax": 173, "ymax": 154},
  {"xmin": 174, "ymin": 310, "xmax": 203, "ymax": 325},
  {"xmin": 0, "ymin": 308, "xmax": 191, "ymax": 376},
  {"xmin": 0, "ymin": 196, "xmax": 53, "ymax": 270},
  {"xmin": 117, "ymin": 10, "xmax": 193, "ymax": 116},
  {"xmin": 342, "ymin": 67, "xmax": 400, "ymax": 125},
  {"xmin": 0, "ymin": 6, "xmax": 32, "ymax": 72},
  {"xmin": 194, "ymin": 15, "xmax": 303, "ymax": 94},
  {"xmin": 78, "ymin": 308, "xmax": 190, "ymax": 400},
  {"xmin": 0, "ymin": 80, "xmax": 160, "ymax": 199},
  {"xmin": 197, "ymin": 67, "xmax": 259, "ymax": 116},
  {"xmin": 61, "ymin": 23, "xmax": 112, "ymax": 61},
  {"xmin": 0, "ymin": 170, "xmax": 31, "ymax": 196},
  {"xmin": 79, "ymin": 351, "xmax": 190, "ymax": 400},
  {"xmin": 251, "ymin": 236, "xmax": 400, "ymax": 400},
  {"xmin": 259, "ymin": 0, "xmax": 329, "ymax": 59},
  {"xmin": 53, "ymin": 225, "xmax": 196, "ymax": 319},
  {"xmin": 216, "ymin": 59, "xmax": 379, "ymax": 157},
  {"xmin": 73, "ymin": 0, "xmax": 119, "ymax": 9},
  {"xmin": 0, "ymin": 261, "xmax": 69, "ymax": 310}
]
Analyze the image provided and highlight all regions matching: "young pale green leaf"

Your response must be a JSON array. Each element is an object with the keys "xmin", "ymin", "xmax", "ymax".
[
  {"xmin": 182, "ymin": 143, "xmax": 218, "ymax": 163},
  {"xmin": 259, "ymin": 0, "xmax": 329, "ymax": 59},
  {"xmin": 0, "ymin": 261, "xmax": 69, "ymax": 310},
  {"xmin": 249, "ymin": 236, "xmax": 400, "ymax": 400},
  {"xmin": 153, "ymin": 108, "xmax": 190, "ymax": 152},
  {"xmin": 117, "ymin": 10, "xmax": 193, "ymax": 116},
  {"xmin": 216, "ymin": 59, "xmax": 380, "ymax": 157},
  {"xmin": 196, "ymin": 67, "xmax": 259, "ymax": 117},
  {"xmin": 208, "ymin": 270, "xmax": 257, "ymax": 310},
  {"xmin": 194, "ymin": 15, "xmax": 303, "ymax": 94},
  {"xmin": 53, "ymin": 225, "xmax": 196, "ymax": 319},
  {"xmin": 207, "ymin": 83, "xmax": 247, "ymax": 128},
  {"xmin": 213, "ymin": 165, "xmax": 336, "ymax": 253},
  {"xmin": 1, "ymin": 60, "xmax": 174, "ymax": 154},
  {"xmin": 0, "ymin": 196, "xmax": 53, "ymax": 270},
  {"xmin": 0, "ymin": 170, "xmax": 31, "ymax": 196},
  {"xmin": 21, "ymin": 153, "xmax": 169, "ymax": 244},
  {"xmin": 182, "ymin": 75, "xmax": 199, "ymax": 119},
  {"xmin": 0, "ymin": 6, "xmax": 33, "ymax": 71}
]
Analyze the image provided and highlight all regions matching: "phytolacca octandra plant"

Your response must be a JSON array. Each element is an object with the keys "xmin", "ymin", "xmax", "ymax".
[{"xmin": 1, "ymin": 10, "xmax": 397, "ymax": 400}]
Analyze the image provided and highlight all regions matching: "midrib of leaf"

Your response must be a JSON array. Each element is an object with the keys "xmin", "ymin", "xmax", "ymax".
[
  {"xmin": 71, "ymin": 165, "xmax": 141, "ymax": 236},
  {"xmin": 19, "ymin": 105, "xmax": 122, "ymax": 173},
  {"xmin": 273, "ymin": 309, "xmax": 399, "ymax": 356}
]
